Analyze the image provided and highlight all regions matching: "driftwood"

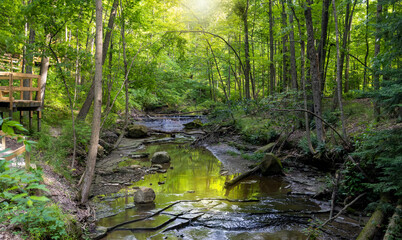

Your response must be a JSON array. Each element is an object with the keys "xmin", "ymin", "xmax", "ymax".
[
  {"xmin": 225, "ymin": 153, "xmax": 283, "ymax": 188},
  {"xmin": 225, "ymin": 166, "xmax": 260, "ymax": 188}
]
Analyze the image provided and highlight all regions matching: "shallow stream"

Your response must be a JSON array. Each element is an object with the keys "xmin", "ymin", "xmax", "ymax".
[{"xmin": 95, "ymin": 116, "xmax": 359, "ymax": 239}]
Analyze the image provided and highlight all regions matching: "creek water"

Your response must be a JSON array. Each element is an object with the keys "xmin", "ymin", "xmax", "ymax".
[{"xmin": 95, "ymin": 116, "xmax": 346, "ymax": 239}]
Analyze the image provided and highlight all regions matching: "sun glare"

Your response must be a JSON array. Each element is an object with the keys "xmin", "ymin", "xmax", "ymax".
[{"xmin": 194, "ymin": 0, "xmax": 211, "ymax": 13}]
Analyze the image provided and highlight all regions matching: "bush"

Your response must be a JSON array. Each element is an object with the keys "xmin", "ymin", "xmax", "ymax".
[
  {"xmin": 352, "ymin": 128, "xmax": 402, "ymax": 197},
  {"xmin": 0, "ymin": 160, "xmax": 72, "ymax": 239}
]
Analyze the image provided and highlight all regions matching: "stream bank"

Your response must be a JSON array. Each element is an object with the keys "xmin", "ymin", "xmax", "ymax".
[{"xmin": 89, "ymin": 115, "xmax": 364, "ymax": 240}]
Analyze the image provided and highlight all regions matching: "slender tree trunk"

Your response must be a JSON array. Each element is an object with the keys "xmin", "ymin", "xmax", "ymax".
[
  {"xmin": 106, "ymin": 35, "xmax": 113, "ymax": 109},
  {"xmin": 288, "ymin": 0, "xmax": 297, "ymax": 90},
  {"xmin": 305, "ymin": 0, "xmax": 324, "ymax": 143},
  {"xmin": 332, "ymin": 0, "xmax": 348, "ymax": 140},
  {"xmin": 363, "ymin": 0, "xmax": 369, "ymax": 91},
  {"xmin": 373, "ymin": 3, "xmax": 382, "ymax": 120},
  {"xmin": 39, "ymin": 54, "xmax": 49, "ymax": 108},
  {"xmin": 77, "ymin": 0, "xmax": 119, "ymax": 121},
  {"xmin": 243, "ymin": 0, "xmax": 251, "ymax": 99},
  {"xmin": 269, "ymin": 0, "xmax": 275, "ymax": 94},
  {"xmin": 332, "ymin": 1, "xmax": 356, "ymax": 109},
  {"xmin": 291, "ymin": 6, "xmax": 314, "ymax": 153},
  {"xmin": 80, "ymin": 0, "xmax": 103, "ymax": 203},
  {"xmin": 318, "ymin": 0, "xmax": 331, "ymax": 92},
  {"xmin": 281, "ymin": 0, "xmax": 288, "ymax": 91}
]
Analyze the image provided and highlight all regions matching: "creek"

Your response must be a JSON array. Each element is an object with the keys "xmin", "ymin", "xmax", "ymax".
[{"xmin": 94, "ymin": 116, "xmax": 360, "ymax": 240}]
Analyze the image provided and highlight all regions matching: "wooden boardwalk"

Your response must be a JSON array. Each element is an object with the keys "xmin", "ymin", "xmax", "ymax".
[{"xmin": 0, "ymin": 72, "xmax": 43, "ymax": 130}]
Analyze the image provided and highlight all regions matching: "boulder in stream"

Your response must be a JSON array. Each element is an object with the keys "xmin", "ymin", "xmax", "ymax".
[
  {"xmin": 134, "ymin": 187, "xmax": 156, "ymax": 204},
  {"xmin": 151, "ymin": 151, "xmax": 171, "ymax": 164},
  {"xmin": 260, "ymin": 153, "xmax": 283, "ymax": 176},
  {"xmin": 183, "ymin": 119, "xmax": 203, "ymax": 129},
  {"xmin": 126, "ymin": 124, "xmax": 149, "ymax": 138}
]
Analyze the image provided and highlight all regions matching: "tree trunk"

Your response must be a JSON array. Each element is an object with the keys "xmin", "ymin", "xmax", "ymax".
[
  {"xmin": 281, "ymin": 0, "xmax": 288, "ymax": 91},
  {"xmin": 243, "ymin": 0, "xmax": 251, "ymax": 99},
  {"xmin": 363, "ymin": 0, "xmax": 369, "ymax": 91},
  {"xmin": 24, "ymin": 26, "xmax": 35, "ymax": 100},
  {"xmin": 291, "ymin": 6, "xmax": 314, "ymax": 153},
  {"xmin": 373, "ymin": 3, "xmax": 382, "ymax": 120},
  {"xmin": 332, "ymin": 1, "xmax": 356, "ymax": 109},
  {"xmin": 269, "ymin": 0, "xmax": 275, "ymax": 95},
  {"xmin": 304, "ymin": 0, "xmax": 324, "ymax": 143},
  {"xmin": 39, "ymin": 54, "xmax": 49, "ymax": 108},
  {"xmin": 318, "ymin": 0, "xmax": 331, "ymax": 92},
  {"xmin": 333, "ymin": 0, "xmax": 348, "ymax": 140},
  {"xmin": 77, "ymin": 0, "xmax": 119, "ymax": 121},
  {"xmin": 288, "ymin": 0, "xmax": 297, "ymax": 90},
  {"xmin": 80, "ymin": 0, "xmax": 103, "ymax": 203}
]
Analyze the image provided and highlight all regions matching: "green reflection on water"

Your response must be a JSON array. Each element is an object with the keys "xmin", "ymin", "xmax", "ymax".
[{"xmin": 98, "ymin": 143, "xmax": 308, "ymax": 240}]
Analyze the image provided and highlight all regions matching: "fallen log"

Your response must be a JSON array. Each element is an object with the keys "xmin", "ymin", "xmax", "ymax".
[
  {"xmin": 225, "ymin": 153, "xmax": 283, "ymax": 188},
  {"xmin": 383, "ymin": 204, "xmax": 401, "ymax": 240}
]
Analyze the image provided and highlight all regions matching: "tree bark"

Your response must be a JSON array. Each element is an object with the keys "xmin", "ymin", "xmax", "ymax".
[
  {"xmin": 281, "ymin": 0, "xmax": 288, "ymax": 91},
  {"xmin": 288, "ymin": 0, "xmax": 297, "ymax": 90},
  {"xmin": 363, "ymin": 0, "xmax": 369, "ymax": 91},
  {"xmin": 77, "ymin": 0, "xmax": 119, "ymax": 121},
  {"xmin": 269, "ymin": 0, "xmax": 275, "ymax": 94},
  {"xmin": 373, "ymin": 3, "xmax": 382, "ymax": 120},
  {"xmin": 333, "ymin": 0, "xmax": 348, "ymax": 140},
  {"xmin": 318, "ymin": 0, "xmax": 331, "ymax": 91},
  {"xmin": 304, "ymin": 0, "xmax": 324, "ymax": 143},
  {"xmin": 291, "ymin": 6, "xmax": 314, "ymax": 153},
  {"xmin": 242, "ymin": 0, "xmax": 251, "ymax": 99},
  {"xmin": 39, "ymin": 54, "xmax": 49, "ymax": 108},
  {"xmin": 80, "ymin": 0, "xmax": 103, "ymax": 204}
]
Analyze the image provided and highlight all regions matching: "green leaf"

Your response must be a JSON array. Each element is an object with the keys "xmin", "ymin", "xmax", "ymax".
[
  {"xmin": 26, "ymin": 199, "xmax": 33, "ymax": 207},
  {"xmin": 26, "ymin": 183, "xmax": 49, "ymax": 192},
  {"xmin": 29, "ymin": 196, "xmax": 50, "ymax": 202},
  {"xmin": 11, "ymin": 193, "xmax": 28, "ymax": 201}
]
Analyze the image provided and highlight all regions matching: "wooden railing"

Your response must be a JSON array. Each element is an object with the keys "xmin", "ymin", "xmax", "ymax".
[
  {"xmin": 0, "ymin": 131, "xmax": 30, "ymax": 169},
  {"xmin": 0, "ymin": 72, "xmax": 42, "ymax": 109}
]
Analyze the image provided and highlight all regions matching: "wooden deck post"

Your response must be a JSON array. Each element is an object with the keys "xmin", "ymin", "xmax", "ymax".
[
  {"xmin": 20, "ymin": 111, "xmax": 23, "ymax": 124},
  {"xmin": 37, "ymin": 111, "xmax": 41, "ymax": 132},
  {"xmin": 29, "ymin": 111, "xmax": 32, "ymax": 131}
]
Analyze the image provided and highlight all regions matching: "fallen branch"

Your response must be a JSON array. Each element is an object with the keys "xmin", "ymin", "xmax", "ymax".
[{"xmin": 383, "ymin": 204, "xmax": 401, "ymax": 240}]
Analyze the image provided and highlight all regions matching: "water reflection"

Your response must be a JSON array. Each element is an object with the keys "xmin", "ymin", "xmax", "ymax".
[{"xmin": 97, "ymin": 143, "xmax": 313, "ymax": 239}]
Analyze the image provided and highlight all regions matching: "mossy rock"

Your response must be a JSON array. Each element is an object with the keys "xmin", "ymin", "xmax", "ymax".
[
  {"xmin": 259, "ymin": 153, "xmax": 283, "ymax": 176},
  {"xmin": 183, "ymin": 119, "xmax": 203, "ymax": 129},
  {"xmin": 126, "ymin": 124, "xmax": 149, "ymax": 138}
]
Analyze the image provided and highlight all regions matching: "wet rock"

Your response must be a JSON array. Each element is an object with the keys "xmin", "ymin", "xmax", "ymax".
[
  {"xmin": 151, "ymin": 164, "xmax": 163, "ymax": 169},
  {"xmin": 151, "ymin": 151, "xmax": 171, "ymax": 164},
  {"xmin": 134, "ymin": 187, "xmax": 155, "ymax": 204},
  {"xmin": 90, "ymin": 226, "xmax": 108, "ymax": 240},
  {"xmin": 130, "ymin": 153, "xmax": 150, "ymax": 158},
  {"xmin": 186, "ymin": 190, "xmax": 195, "ymax": 193},
  {"xmin": 260, "ymin": 153, "xmax": 283, "ymax": 176},
  {"xmin": 157, "ymin": 169, "xmax": 167, "ymax": 173},
  {"xmin": 158, "ymin": 181, "xmax": 165, "ymax": 185},
  {"xmin": 129, "ymin": 165, "xmax": 142, "ymax": 169},
  {"xmin": 101, "ymin": 131, "xmax": 119, "ymax": 144},
  {"xmin": 183, "ymin": 119, "xmax": 203, "ymax": 129},
  {"xmin": 126, "ymin": 124, "xmax": 149, "ymax": 138}
]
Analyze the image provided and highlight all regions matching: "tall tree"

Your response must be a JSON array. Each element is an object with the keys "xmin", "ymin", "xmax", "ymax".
[
  {"xmin": 317, "ymin": 0, "xmax": 331, "ymax": 91},
  {"xmin": 373, "ymin": 2, "xmax": 382, "ymax": 120},
  {"xmin": 80, "ymin": 0, "xmax": 103, "ymax": 204},
  {"xmin": 268, "ymin": 0, "xmax": 275, "ymax": 94},
  {"xmin": 77, "ymin": 0, "xmax": 119, "ymax": 120},
  {"xmin": 287, "ymin": 0, "xmax": 297, "ymax": 90},
  {"xmin": 333, "ymin": 0, "xmax": 347, "ymax": 139},
  {"xmin": 304, "ymin": 0, "xmax": 324, "ymax": 143}
]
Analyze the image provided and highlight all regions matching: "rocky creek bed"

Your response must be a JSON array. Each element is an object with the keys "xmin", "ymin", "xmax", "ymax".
[{"xmin": 90, "ymin": 116, "xmax": 364, "ymax": 240}]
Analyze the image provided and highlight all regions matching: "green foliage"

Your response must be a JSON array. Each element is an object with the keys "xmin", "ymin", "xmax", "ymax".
[
  {"xmin": 298, "ymin": 134, "xmax": 318, "ymax": 154},
  {"xmin": 0, "ymin": 160, "xmax": 71, "ymax": 239},
  {"xmin": 352, "ymin": 128, "xmax": 402, "ymax": 197},
  {"xmin": 242, "ymin": 152, "xmax": 265, "ymax": 162}
]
